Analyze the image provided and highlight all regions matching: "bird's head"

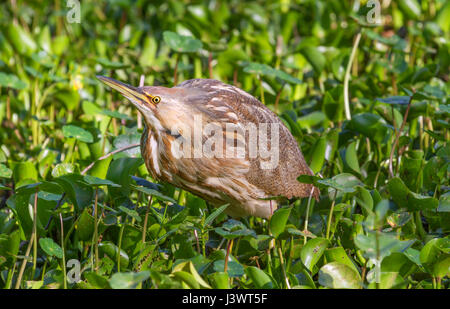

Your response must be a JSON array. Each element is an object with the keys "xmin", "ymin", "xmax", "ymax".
[{"xmin": 97, "ymin": 76, "xmax": 197, "ymax": 137}]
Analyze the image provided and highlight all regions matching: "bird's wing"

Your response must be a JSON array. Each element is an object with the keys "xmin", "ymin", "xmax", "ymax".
[{"xmin": 177, "ymin": 79, "xmax": 318, "ymax": 200}]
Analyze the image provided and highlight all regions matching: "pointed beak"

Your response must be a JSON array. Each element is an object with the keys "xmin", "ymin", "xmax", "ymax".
[{"xmin": 96, "ymin": 75, "xmax": 151, "ymax": 110}]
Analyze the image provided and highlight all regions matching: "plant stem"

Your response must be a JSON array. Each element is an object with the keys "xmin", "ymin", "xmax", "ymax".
[
  {"xmin": 173, "ymin": 53, "xmax": 179, "ymax": 85},
  {"xmin": 303, "ymin": 187, "xmax": 315, "ymax": 244},
  {"xmin": 389, "ymin": 94, "xmax": 413, "ymax": 178},
  {"xmin": 326, "ymin": 190, "xmax": 338, "ymax": 239},
  {"xmin": 286, "ymin": 236, "xmax": 294, "ymax": 273},
  {"xmin": 60, "ymin": 213, "xmax": 67, "ymax": 289},
  {"xmin": 32, "ymin": 189, "xmax": 38, "ymax": 279},
  {"xmin": 81, "ymin": 143, "xmax": 140, "ymax": 175},
  {"xmin": 277, "ymin": 241, "xmax": 291, "ymax": 289},
  {"xmin": 93, "ymin": 188, "xmax": 99, "ymax": 272},
  {"xmin": 5, "ymin": 261, "xmax": 16, "ymax": 289},
  {"xmin": 224, "ymin": 238, "xmax": 234, "ymax": 273},
  {"xmin": 414, "ymin": 211, "xmax": 426, "ymax": 240},
  {"xmin": 31, "ymin": 80, "xmax": 39, "ymax": 146},
  {"xmin": 233, "ymin": 68, "xmax": 238, "ymax": 85},
  {"xmin": 15, "ymin": 236, "xmax": 34, "ymax": 289},
  {"xmin": 375, "ymin": 229, "xmax": 380, "ymax": 289},
  {"xmin": 259, "ymin": 75, "xmax": 265, "ymax": 105},
  {"xmin": 436, "ymin": 277, "xmax": 441, "ymax": 289},
  {"xmin": 101, "ymin": 117, "xmax": 112, "ymax": 155},
  {"xmin": 117, "ymin": 222, "xmax": 125, "ymax": 272},
  {"xmin": 208, "ymin": 52, "xmax": 213, "ymax": 78},
  {"xmin": 142, "ymin": 196, "xmax": 152, "ymax": 244},
  {"xmin": 194, "ymin": 229, "xmax": 201, "ymax": 254},
  {"xmin": 343, "ymin": 31, "xmax": 362, "ymax": 120},
  {"xmin": 274, "ymin": 83, "xmax": 285, "ymax": 114}
]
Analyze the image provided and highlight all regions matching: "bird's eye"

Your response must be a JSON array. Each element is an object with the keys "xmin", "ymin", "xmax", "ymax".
[{"xmin": 151, "ymin": 96, "xmax": 161, "ymax": 104}]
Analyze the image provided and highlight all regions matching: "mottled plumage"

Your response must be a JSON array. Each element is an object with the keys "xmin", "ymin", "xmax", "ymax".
[{"xmin": 98, "ymin": 77, "xmax": 319, "ymax": 219}]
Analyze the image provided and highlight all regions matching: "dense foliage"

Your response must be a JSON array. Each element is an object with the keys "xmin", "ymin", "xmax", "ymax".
[{"xmin": 0, "ymin": 0, "xmax": 449, "ymax": 289}]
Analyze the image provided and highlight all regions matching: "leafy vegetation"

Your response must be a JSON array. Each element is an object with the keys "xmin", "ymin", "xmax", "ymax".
[{"xmin": 0, "ymin": 0, "xmax": 449, "ymax": 289}]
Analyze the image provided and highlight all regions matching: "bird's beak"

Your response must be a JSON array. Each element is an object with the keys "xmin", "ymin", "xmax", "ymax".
[{"xmin": 96, "ymin": 75, "xmax": 152, "ymax": 110}]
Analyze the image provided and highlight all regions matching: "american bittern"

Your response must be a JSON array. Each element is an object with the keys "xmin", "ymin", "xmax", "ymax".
[{"xmin": 97, "ymin": 76, "xmax": 319, "ymax": 219}]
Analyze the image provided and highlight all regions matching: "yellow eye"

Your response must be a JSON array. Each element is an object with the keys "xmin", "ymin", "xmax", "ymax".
[{"xmin": 151, "ymin": 96, "xmax": 161, "ymax": 104}]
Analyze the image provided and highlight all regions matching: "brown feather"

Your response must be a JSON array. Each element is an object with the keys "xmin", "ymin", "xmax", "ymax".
[{"xmin": 175, "ymin": 79, "xmax": 320, "ymax": 200}]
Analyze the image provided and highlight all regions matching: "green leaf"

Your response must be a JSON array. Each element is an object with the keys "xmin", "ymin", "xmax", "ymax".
[
  {"xmin": 0, "ymin": 230, "xmax": 20, "ymax": 267},
  {"xmin": 355, "ymin": 186, "xmax": 374, "ymax": 214},
  {"xmin": 367, "ymin": 272, "xmax": 405, "ymax": 289},
  {"xmin": 163, "ymin": 31, "xmax": 202, "ymax": 53},
  {"xmin": 301, "ymin": 237, "xmax": 330, "ymax": 272},
  {"xmin": 348, "ymin": 113, "xmax": 389, "ymax": 143},
  {"xmin": 209, "ymin": 272, "xmax": 230, "ymax": 289},
  {"xmin": 52, "ymin": 35, "xmax": 69, "ymax": 56},
  {"xmin": 131, "ymin": 185, "xmax": 176, "ymax": 203},
  {"xmin": 51, "ymin": 163, "xmax": 76, "ymax": 178},
  {"xmin": 344, "ymin": 141, "xmax": 361, "ymax": 174},
  {"xmin": 39, "ymin": 238, "xmax": 63, "ymax": 259},
  {"xmin": 109, "ymin": 271, "xmax": 150, "ymax": 289},
  {"xmin": 420, "ymin": 238, "xmax": 443, "ymax": 267},
  {"xmin": 62, "ymin": 125, "xmax": 94, "ymax": 143},
  {"xmin": 403, "ymin": 248, "xmax": 421, "ymax": 266},
  {"xmin": 99, "ymin": 241, "xmax": 129, "ymax": 269},
  {"xmin": 213, "ymin": 260, "xmax": 244, "ymax": 277},
  {"xmin": 99, "ymin": 109, "xmax": 132, "ymax": 120},
  {"xmin": 386, "ymin": 211, "xmax": 412, "ymax": 228},
  {"xmin": 243, "ymin": 62, "xmax": 273, "ymax": 76},
  {"xmin": 245, "ymin": 266, "xmax": 274, "ymax": 289},
  {"xmin": 433, "ymin": 255, "xmax": 450, "ymax": 278},
  {"xmin": 322, "ymin": 87, "xmax": 344, "ymax": 122},
  {"xmin": 376, "ymin": 96, "xmax": 410, "ymax": 105},
  {"xmin": 398, "ymin": 0, "xmax": 421, "ymax": 19},
  {"xmin": 13, "ymin": 162, "xmax": 38, "ymax": 184},
  {"xmin": 215, "ymin": 219, "xmax": 257, "ymax": 240},
  {"xmin": 83, "ymin": 175, "xmax": 121, "ymax": 187},
  {"xmin": 388, "ymin": 177, "xmax": 438, "ymax": 211},
  {"xmin": 187, "ymin": 261, "xmax": 211, "ymax": 288},
  {"xmin": 96, "ymin": 58, "xmax": 129, "ymax": 69},
  {"xmin": 0, "ymin": 184, "xmax": 11, "ymax": 190},
  {"xmin": 300, "ymin": 46, "xmax": 325, "ymax": 74},
  {"xmin": 204, "ymin": 204, "xmax": 229, "ymax": 226},
  {"xmin": 317, "ymin": 173, "xmax": 363, "ymax": 194},
  {"xmin": 75, "ymin": 208, "xmax": 95, "ymax": 241},
  {"xmin": 309, "ymin": 137, "xmax": 326, "ymax": 174},
  {"xmin": 6, "ymin": 24, "xmax": 37, "ymax": 55},
  {"xmin": 118, "ymin": 206, "xmax": 141, "ymax": 222},
  {"xmin": 0, "ymin": 72, "xmax": 27, "ymax": 90},
  {"xmin": 269, "ymin": 207, "xmax": 292, "ymax": 239},
  {"xmin": 52, "ymin": 174, "xmax": 94, "ymax": 211},
  {"xmin": 113, "ymin": 133, "xmax": 141, "ymax": 157},
  {"xmin": 355, "ymin": 231, "xmax": 416, "ymax": 260},
  {"xmin": 84, "ymin": 272, "xmax": 111, "ymax": 289},
  {"xmin": 438, "ymin": 193, "xmax": 450, "ymax": 213},
  {"xmin": 324, "ymin": 247, "xmax": 359, "ymax": 273},
  {"xmin": 243, "ymin": 62, "xmax": 301, "ymax": 84},
  {"xmin": 0, "ymin": 163, "xmax": 12, "ymax": 178},
  {"xmin": 107, "ymin": 158, "xmax": 143, "ymax": 199},
  {"xmin": 172, "ymin": 270, "xmax": 199, "ymax": 288},
  {"xmin": 139, "ymin": 36, "xmax": 158, "ymax": 67},
  {"xmin": 318, "ymin": 262, "xmax": 362, "ymax": 289},
  {"xmin": 381, "ymin": 252, "xmax": 415, "ymax": 276}
]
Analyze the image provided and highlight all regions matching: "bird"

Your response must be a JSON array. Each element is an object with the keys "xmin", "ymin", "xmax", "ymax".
[{"xmin": 97, "ymin": 76, "xmax": 319, "ymax": 219}]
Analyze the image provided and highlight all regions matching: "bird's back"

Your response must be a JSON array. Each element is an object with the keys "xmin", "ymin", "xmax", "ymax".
[{"xmin": 175, "ymin": 79, "xmax": 319, "ymax": 201}]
